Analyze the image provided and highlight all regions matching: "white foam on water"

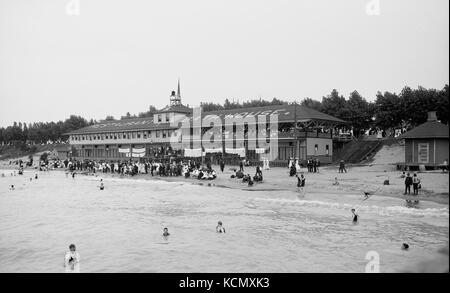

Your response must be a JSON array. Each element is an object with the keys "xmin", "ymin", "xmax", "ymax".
[{"xmin": 253, "ymin": 197, "xmax": 449, "ymax": 218}]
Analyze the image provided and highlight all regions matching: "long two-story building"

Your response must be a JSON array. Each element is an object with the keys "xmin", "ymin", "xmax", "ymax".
[{"xmin": 66, "ymin": 84, "xmax": 345, "ymax": 165}]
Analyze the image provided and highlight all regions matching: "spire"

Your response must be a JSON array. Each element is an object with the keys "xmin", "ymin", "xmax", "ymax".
[{"xmin": 177, "ymin": 78, "xmax": 181, "ymax": 98}]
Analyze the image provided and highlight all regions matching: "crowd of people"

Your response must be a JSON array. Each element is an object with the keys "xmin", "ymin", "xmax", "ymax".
[
  {"xmin": 58, "ymin": 158, "xmax": 220, "ymax": 181},
  {"xmin": 230, "ymin": 162, "xmax": 264, "ymax": 187}
]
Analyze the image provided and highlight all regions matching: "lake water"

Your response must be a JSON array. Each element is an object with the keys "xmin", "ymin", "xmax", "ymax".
[{"xmin": 0, "ymin": 170, "xmax": 448, "ymax": 272}]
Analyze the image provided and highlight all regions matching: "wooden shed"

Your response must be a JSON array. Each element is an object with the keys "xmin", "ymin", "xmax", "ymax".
[{"xmin": 398, "ymin": 111, "xmax": 449, "ymax": 170}]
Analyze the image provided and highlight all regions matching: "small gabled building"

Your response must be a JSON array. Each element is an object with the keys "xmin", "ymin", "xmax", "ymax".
[{"xmin": 399, "ymin": 111, "xmax": 449, "ymax": 170}]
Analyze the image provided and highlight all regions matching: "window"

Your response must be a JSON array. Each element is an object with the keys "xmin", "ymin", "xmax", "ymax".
[
  {"xmin": 148, "ymin": 131, "xmax": 151, "ymax": 138},
  {"xmin": 162, "ymin": 130, "xmax": 167, "ymax": 138},
  {"xmin": 417, "ymin": 143, "xmax": 429, "ymax": 163},
  {"xmin": 314, "ymin": 144, "xmax": 318, "ymax": 155},
  {"xmin": 143, "ymin": 132, "xmax": 147, "ymax": 139},
  {"xmin": 158, "ymin": 114, "xmax": 162, "ymax": 122},
  {"xmin": 326, "ymin": 145, "xmax": 329, "ymax": 155},
  {"xmin": 123, "ymin": 133, "xmax": 126, "ymax": 139},
  {"xmin": 137, "ymin": 132, "xmax": 141, "ymax": 139},
  {"xmin": 166, "ymin": 114, "xmax": 170, "ymax": 122},
  {"xmin": 156, "ymin": 130, "xmax": 160, "ymax": 138},
  {"xmin": 132, "ymin": 132, "xmax": 136, "ymax": 139},
  {"xmin": 168, "ymin": 130, "xmax": 172, "ymax": 137},
  {"xmin": 127, "ymin": 132, "xmax": 130, "ymax": 139}
]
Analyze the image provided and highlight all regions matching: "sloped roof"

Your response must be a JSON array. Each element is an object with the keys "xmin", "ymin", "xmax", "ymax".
[
  {"xmin": 202, "ymin": 104, "xmax": 345, "ymax": 124},
  {"xmin": 399, "ymin": 121, "xmax": 449, "ymax": 139},
  {"xmin": 66, "ymin": 104, "xmax": 345, "ymax": 135},
  {"xmin": 156, "ymin": 104, "xmax": 192, "ymax": 114},
  {"xmin": 66, "ymin": 118, "xmax": 178, "ymax": 135}
]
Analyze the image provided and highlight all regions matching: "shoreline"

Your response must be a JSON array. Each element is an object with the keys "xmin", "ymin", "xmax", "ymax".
[{"xmin": 1, "ymin": 161, "xmax": 448, "ymax": 205}]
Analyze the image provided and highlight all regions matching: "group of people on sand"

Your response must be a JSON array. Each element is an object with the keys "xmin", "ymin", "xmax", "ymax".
[
  {"xmin": 230, "ymin": 163, "xmax": 263, "ymax": 187},
  {"xmin": 401, "ymin": 172, "xmax": 422, "ymax": 204},
  {"xmin": 63, "ymin": 158, "xmax": 220, "ymax": 181},
  {"xmin": 401, "ymin": 171, "xmax": 422, "ymax": 195},
  {"xmin": 288, "ymin": 158, "xmax": 323, "ymax": 177}
]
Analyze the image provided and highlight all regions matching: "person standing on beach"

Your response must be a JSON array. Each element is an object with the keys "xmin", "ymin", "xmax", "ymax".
[
  {"xmin": 64, "ymin": 244, "xmax": 80, "ymax": 273},
  {"xmin": 220, "ymin": 159, "xmax": 225, "ymax": 173},
  {"xmin": 404, "ymin": 173, "xmax": 413, "ymax": 195},
  {"xmin": 239, "ymin": 160, "xmax": 244, "ymax": 172},
  {"xmin": 412, "ymin": 173, "xmax": 420, "ymax": 195},
  {"xmin": 339, "ymin": 160, "xmax": 347, "ymax": 173}
]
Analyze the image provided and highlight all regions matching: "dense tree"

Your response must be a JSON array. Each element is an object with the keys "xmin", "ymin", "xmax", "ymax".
[
  {"xmin": 300, "ymin": 98, "xmax": 322, "ymax": 111},
  {"xmin": 321, "ymin": 89, "xmax": 350, "ymax": 121},
  {"xmin": 0, "ymin": 85, "xmax": 448, "ymax": 144},
  {"xmin": 346, "ymin": 91, "xmax": 374, "ymax": 136},
  {"xmin": 104, "ymin": 115, "xmax": 115, "ymax": 121}
]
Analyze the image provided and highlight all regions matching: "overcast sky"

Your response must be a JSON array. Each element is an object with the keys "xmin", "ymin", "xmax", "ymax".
[{"xmin": 0, "ymin": 0, "xmax": 448, "ymax": 127}]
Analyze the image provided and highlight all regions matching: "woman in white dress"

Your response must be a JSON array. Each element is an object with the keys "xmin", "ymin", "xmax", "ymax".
[{"xmin": 64, "ymin": 244, "xmax": 80, "ymax": 273}]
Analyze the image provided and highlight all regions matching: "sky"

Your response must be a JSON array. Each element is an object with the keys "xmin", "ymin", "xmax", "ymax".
[{"xmin": 0, "ymin": 0, "xmax": 448, "ymax": 127}]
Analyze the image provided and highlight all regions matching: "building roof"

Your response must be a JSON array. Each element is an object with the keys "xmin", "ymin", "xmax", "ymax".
[
  {"xmin": 202, "ymin": 104, "xmax": 346, "ymax": 124},
  {"xmin": 66, "ymin": 118, "xmax": 178, "ymax": 135},
  {"xmin": 399, "ymin": 121, "xmax": 449, "ymax": 139},
  {"xmin": 66, "ymin": 104, "xmax": 345, "ymax": 135},
  {"xmin": 156, "ymin": 104, "xmax": 192, "ymax": 114}
]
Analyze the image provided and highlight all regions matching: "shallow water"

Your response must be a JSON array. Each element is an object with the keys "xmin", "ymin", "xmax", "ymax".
[{"xmin": 0, "ymin": 170, "xmax": 448, "ymax": 273}]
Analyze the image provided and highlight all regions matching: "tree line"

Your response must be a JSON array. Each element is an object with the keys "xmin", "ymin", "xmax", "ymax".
[
  {"xmin": 0, "ymin": 116, "xmax": 94, "ymax": 145},
  {"xmin": 0, "ymin": 85, "xmax": 448, "ymax": 145}
]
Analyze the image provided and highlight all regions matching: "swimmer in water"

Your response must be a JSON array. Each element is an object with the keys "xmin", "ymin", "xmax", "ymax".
[
  {"xmin": 296, "ymin": 174, "xmax": 306, "ymax": 197},
  {"xmin": 402, "ymin": 243, "xmax": 409, "ymax": 251},
  {"xmin": 72, "ymin": 172, "xmax": 75, "ymax": 179},
  {"xmin": 35, "ymin": 174, "xmax": 38, "ymax": 180},
  {"xmin": 216, "ymin": 221, "xmax": 226, "ymax": 233},
  {"xmin": 351, "ymin": 209, "xmax": 358, "ymax": 224},
  {"xmin": 163, "ymin": 228, "xmax": 170, "ymax": 239},
  {"xmin": 10, "ymin": 185, "xmax": 15, "ymax": 190},
  {"xmin": 99, "ymin": 182, "xmax": 104, "ymax": 190},
  {"xmin": 64, "ymin": 244, "xmax": 80, "ymax": 273}
]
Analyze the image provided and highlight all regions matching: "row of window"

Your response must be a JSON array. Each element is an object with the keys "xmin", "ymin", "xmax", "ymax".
[
  {"xmin": 157, "ymin": 114, "xmax": 171, "ymax": 123},
  {"xmin": 71, "ymin": 130, "xmax": 178, "ymax": 142}
]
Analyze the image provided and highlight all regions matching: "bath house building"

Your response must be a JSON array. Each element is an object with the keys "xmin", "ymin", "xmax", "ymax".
[
  {"xmin": 66, "ymin": 85, "xmax": 345, "ymax": 166},
  {"xmin": 398, "ymin": 111, "xmax": 449, "ymax": 170}
]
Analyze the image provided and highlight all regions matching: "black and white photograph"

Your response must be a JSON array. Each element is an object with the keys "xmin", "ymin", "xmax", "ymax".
[{"xmin": 0, "ymin": 0, "xmax": 448, "ymax": 283}]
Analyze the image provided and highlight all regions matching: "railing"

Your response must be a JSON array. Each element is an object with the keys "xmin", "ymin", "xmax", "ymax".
[
  {"xmin": 278, "ymin": 131, "xmax": 332, "ymax": 139},
  {"xmin": 332, "ymin": 133, "xmax": 354, "ymax": 142}
]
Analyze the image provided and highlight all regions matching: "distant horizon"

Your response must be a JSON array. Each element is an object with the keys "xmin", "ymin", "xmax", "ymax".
[{"xmin": 1, "ymin": 0, "xmax": 448, "ymax": 127}]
